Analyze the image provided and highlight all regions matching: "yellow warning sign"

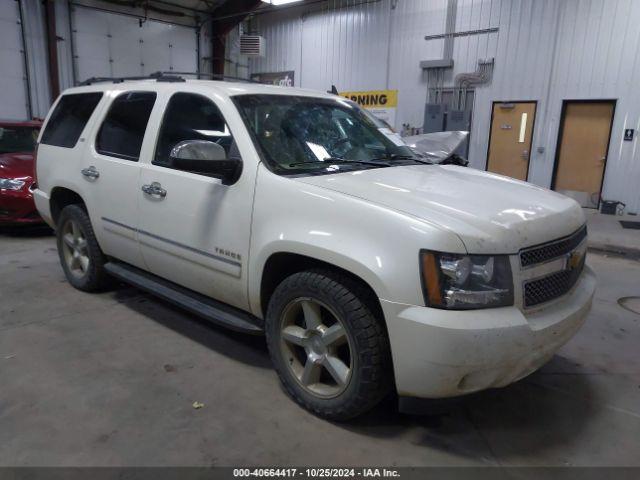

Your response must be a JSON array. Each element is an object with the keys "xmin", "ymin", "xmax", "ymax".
[{"xmin": 340, "ymin": 90, "xmax": 398, "ymax": 108}]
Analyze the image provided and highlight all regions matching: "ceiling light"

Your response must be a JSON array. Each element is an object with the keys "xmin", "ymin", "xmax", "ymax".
[{"xmin": 261, "ymin": 0, "xmax": 304, "ymax": 6}]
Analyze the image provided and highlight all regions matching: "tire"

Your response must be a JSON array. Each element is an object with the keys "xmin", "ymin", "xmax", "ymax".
[
  {"xmin": 265, "ymin": 269, "xmax": 393, "ymax": 421},
  {"xmin": 56, "ymin": 204, "xmax": 111, "ymax": 292}
]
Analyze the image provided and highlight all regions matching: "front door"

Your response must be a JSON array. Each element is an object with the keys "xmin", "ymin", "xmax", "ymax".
[
  {"xmin": 553, "ymin": 101, "xmax": 615, "ymax": 208},
  {"xmin": 82, "ymin": 90, "xmax": 157, "ymax": 269},
  {"xmin": 486, "ymin": 101, "xmax": 536, "ymax": 181},
  {"xmin": 137, "ymin": 91, "xmax": 255, "ymax": 311}
]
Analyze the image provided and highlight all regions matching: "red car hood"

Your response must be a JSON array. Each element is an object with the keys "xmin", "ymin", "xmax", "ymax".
[{"xmin": 0, "ymin": 152, "xmax": 34, "ymax": 179}]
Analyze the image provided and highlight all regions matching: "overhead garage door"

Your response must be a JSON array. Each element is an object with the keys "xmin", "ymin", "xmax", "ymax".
[
  {"xmin": 70, "ymin": 5, "xmax": 197, "ymax": 83},
  {"xmin": 0, "ymin": 1, "xmax": 29, "ymax": 120}
]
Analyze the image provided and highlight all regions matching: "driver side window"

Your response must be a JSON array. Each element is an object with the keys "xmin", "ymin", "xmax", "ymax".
[{"xmin": 154, "ymin": 92, "xmax": 236, "ymax": 171}]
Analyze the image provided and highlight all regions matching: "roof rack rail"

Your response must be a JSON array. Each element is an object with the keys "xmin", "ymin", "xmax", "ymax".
[
  {"xmin": 78, "ymin": 71, "xmax": 260, "ymax": 86},
  {"xmin": 78, "ymin": 71, "xmax": 184, "ymax": 86},
  {"xmin": 78, "ymin": 71, "xmax": 182, "ymax": 86},
  {"xmin": 166, "ymin": 71, "xmax": 260, "ymax": 83}
]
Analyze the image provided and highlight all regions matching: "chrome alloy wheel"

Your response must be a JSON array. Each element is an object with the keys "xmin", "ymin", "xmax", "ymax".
[
  {"xmin": 279, "ymin": 297, "xmax": 353, "ymax": 398},
  {"xmin": 61, "ymin": 218, "xmax": 89, "ymax": 278}
]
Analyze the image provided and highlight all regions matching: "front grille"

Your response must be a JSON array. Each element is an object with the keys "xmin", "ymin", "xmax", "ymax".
[
  {"xmin": 524, "ymin": 255, "xmax": 585, "ymax": 307},
  {"xmin": 520, "ymin": 225, "xmax": 587, "ymax": 267}
]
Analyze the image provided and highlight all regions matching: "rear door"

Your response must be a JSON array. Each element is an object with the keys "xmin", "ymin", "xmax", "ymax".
[
  {"xmin": 37, "ymin": 91, "xmax": 104, "ymax": 213},
  {"xmin": 137, "ymin": 91, "xmax": 255, "ymax": 311},
  {"xmin": 81, "ymin": 90, "xmax": 157, "ymax": 268}
]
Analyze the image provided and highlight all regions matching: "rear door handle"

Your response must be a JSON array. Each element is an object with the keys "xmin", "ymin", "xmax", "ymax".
[
  {"xmin": 80, "ymin": 166, "xmax": 100, "ymax": 179},
  {"xmin": 141, "ymin": 182, "xmax": 167, "ymax": 198}
]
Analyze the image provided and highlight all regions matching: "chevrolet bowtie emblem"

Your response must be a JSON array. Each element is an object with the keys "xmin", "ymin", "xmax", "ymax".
[{"xmin": 568, "ymin": 250, "xmax": 584, "ymax": 269}]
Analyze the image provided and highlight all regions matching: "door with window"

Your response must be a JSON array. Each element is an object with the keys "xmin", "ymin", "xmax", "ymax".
[
  {"xmin": 486, "ymin": 102, "xmax": 536, "ymax": 181},
  {"xmin": 137, "ymin": 92, "xmax": 255, "ymax": 311},
  {"xmin": 82, "ymin": 90, "xmax": 157, "ymax": 269},
  {"xmin": 553, "ymin": 101, "xmax": 615, "ymax": 208}
]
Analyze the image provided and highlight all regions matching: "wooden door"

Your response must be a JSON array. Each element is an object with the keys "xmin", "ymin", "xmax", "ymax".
[
  {"xmin": 554, "ymin": 101, "xmax": 614, "ymax": 208},
  {"xmin": 487, "ymin": 102, "xmax": 536, "ymax": 181}
]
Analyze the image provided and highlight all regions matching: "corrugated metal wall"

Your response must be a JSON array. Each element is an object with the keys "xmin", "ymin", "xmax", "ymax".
[
  {"xmin": 19, "ymin": 0, "xmax": 206, "ymax": 111},
  {"xmin": 0, "ymin": 0, "xmax": 31, "ymax": 120},
  {"xmin": 1, "ymin": 0, "xmax": 52, "ymax": 119},
  {"xmin": 247, "ymin": 0, "xmax": 640, "ymax": 212},
  {"xmin": 21, "ymin": 0, "xmax": 51, "ymax": 118}
]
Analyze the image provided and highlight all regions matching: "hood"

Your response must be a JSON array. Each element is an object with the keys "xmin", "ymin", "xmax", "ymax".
[
  {"xmin": 403, "ymin": 131, "xmax": 468, "ymax": 163},
  {"xmin": 294, "ymin": 165, "xmax": 585, "ymax": 254},
  {"xmin": 0, "ymin": 152, "xmax": 34, "ymax": 179}
]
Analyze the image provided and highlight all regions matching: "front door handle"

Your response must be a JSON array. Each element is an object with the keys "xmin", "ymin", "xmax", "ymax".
[
  {"xmin": 141, "ymin": 182, "xmax": 167, "ymax": 198},
  {"xmin": 80, "ymin": 166, "xmax": 100, "ymax": 179}
]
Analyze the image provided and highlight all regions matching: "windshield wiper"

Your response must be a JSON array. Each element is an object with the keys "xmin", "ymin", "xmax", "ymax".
[
  {"xmin": 288, "ymin": 157, "xmax": 393, "ymax": 168},
  {"xmin": 371, "ymin": 153, "xmax": 433, "ymax": 164}
]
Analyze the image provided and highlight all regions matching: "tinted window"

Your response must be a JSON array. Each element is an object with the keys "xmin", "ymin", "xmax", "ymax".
[
  {"xmin": 96, "ymin": 91, "xmax": 156, "ymax": 161},
  {"xmin": 0, "ymin": 126, "xmax": 40, "ymax": 154},
  {"xmin": 40, "ymin": 93, "xmax": 103, "ymax": 148},
  {"xmin": 154, "ymin": 92, "xmax": 235, "ymax": 170}
]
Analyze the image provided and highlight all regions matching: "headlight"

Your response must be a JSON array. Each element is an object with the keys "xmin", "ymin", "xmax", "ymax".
[
  {"xmin": 0, "ymin": 178, "xmax": 26, "ymax": 191},
  {"xmin": 420, "ymin": 251, "xmax": 513, "ymax": 309}
]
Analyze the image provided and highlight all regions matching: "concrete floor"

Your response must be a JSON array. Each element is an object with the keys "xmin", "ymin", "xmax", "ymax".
[
  {"xmin": 585, "ymin": 209, "xmax": 640, "ymax": 258},
  {"xmin": 1, "ymin": 227, "xmax": 639, "ymax": 467}
]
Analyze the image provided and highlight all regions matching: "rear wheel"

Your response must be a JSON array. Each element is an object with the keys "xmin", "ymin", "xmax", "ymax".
[
  {"xmin": 265, "ymin": 270, "xmax": 393, "ymax": 421},
  {"xmin": 56, "ymin": 204, "xmax": 111, "ymax": 292}
]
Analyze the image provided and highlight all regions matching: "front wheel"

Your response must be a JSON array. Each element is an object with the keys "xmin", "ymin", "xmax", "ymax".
[{"xmin": 265, "ymin": 270, "xmax": 393, "ymax": 421}]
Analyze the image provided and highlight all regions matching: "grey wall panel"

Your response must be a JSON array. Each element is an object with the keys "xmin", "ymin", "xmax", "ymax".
[
  {"xmin": 69, "ymin": 4, "xmax": 197, "ymax": 83},
  {"xmin": 55, "ymin": 1, "xmax": 75, "ymax": 92},
  {"xmin": 248, "ymin": 8, "xmax": 301, "ymax": 81},
  {"xmin": 0, "ymin": 0, "xmax": 29, "ymax": 120},
  {"xmin": 0, "ymin": 0, "xmax": 50, "ymax": 120},
  {"xmin": 249, "ymin": 0, "xmax": 640, "ymax": 212},
  {"xmin": 13, "ymin": 1, "xmax": 201, "ymax": 117},
  {"xmin": 167, "ymin": 23, "xmax": 198, "ymax": 74},
  {"xmin": 73, "ymin": 6, "xmax": 111, "ymax": 80},
  {"xmin": 250, "ymin": 0, "xmax": 390, "ymax": 91},
  {"xmin": 21, "ymin": 0, "xmax": 51, "ymax": 118}
]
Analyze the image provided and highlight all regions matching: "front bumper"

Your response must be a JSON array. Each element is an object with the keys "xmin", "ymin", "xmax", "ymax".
[
  {"xmin": 381, "ymin": 265, "xmax": 596, "ymax": 398},
  {"xmin": 0, "ymin": 188, "xmax": 42, "ymax": 225}
]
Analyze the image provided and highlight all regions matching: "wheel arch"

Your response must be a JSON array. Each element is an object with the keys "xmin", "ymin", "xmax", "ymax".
[
  {"xmin": 50, "ymin": 187, "xmax": 87, "ymax": 226},
  {"xmin": 258, "ymin": 251, "xmax": 386, "ymax": 328}
]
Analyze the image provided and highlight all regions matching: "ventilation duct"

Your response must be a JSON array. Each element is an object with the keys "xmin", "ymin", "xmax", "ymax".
[{"xmin": 239, "ymin": 35, "xmax": 265, "ymax": 56}]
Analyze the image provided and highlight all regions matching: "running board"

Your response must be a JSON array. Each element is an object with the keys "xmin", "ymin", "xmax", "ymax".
[{"xmin": 104, "ymin": 261, "xmax": 263, "ymax": 335}]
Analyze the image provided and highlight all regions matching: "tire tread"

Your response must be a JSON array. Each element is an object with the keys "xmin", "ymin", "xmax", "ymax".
[
  {"xmin": 56, "ymin": 204, "xmax": 111, "ymax": 292},
  {"xmin": 265, "ymin": 269, "xmax": 393, "ymax": 421}
]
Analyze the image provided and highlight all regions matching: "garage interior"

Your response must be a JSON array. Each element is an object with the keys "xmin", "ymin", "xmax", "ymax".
[{"xmin": 1, "ymin": 0, "xmax": 639, "ymax": 470}]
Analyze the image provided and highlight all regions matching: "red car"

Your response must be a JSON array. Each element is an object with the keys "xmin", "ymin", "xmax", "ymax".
[{"xmin": 0, "ymin": 120, "xmax": 42, "ymax": 225}]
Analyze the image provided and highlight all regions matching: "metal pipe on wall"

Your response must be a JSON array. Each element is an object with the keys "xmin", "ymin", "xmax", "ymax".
[
  {"xmin": 17, "ymin": 0, "xmax": 33, "ymax": 119},
  {"xmin": 44, "ymin": 0, "xmax": 60, "ymax": 100}
]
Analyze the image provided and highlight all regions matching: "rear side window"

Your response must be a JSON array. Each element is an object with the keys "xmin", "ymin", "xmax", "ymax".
[
  {"xmin": 40, "ymin": 92, "xmax": 103, "ymax": 148},
  {"xmin": 95, "ymin": 91, "xmax": 156, "ymax": 161}
]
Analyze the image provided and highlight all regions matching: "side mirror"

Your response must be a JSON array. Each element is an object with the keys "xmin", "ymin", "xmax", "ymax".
[{"xmin": 169, "ymin": 140, "xmax": 242, "ymax": 185}]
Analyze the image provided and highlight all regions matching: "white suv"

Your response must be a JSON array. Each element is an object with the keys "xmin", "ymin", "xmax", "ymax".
[{"xmin": 33, "ymin": 75, "xmax": 595, "ymax": 420}]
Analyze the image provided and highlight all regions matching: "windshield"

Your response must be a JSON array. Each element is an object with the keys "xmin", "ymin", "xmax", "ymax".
[
  {"xmin": 233, "ymin": 94, "xmax": 418, "ymax": 175},
  {"xmin": 0, "ymin": 126, "xmax": 39, "ymax": 154}
]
